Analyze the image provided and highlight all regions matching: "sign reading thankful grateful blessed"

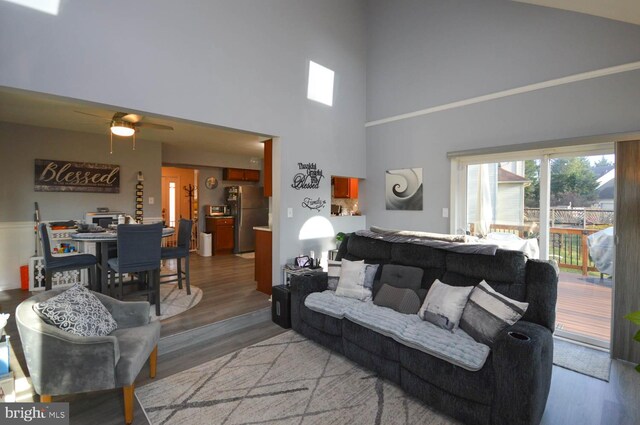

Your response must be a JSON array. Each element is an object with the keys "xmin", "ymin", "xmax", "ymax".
[{"xmin": 34, "ymin": 159, "xmax": 120, "ymax": 193}]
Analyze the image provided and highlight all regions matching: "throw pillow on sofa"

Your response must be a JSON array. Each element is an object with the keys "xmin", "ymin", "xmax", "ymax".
[
  {"xmin": 459, "ymin": 280, "xmax": 529, "ymax": 345},
  {"xmin": 328, "ymin": 260, "xmax": 375, "ymax": 291},
  {"xmin": 335, "ymin": 259, "xmax": 371, "ymax": 300},
  {"xmin": 33, "ymin": 283, "xmax": 118, "ymax": 337},
  {"xmin": 374, "ymin": 283, "xmax": 422, "ymax": 314},
  {"xmin": 418, "ymin": 279, "xmax": 473, "ymax": 331}
]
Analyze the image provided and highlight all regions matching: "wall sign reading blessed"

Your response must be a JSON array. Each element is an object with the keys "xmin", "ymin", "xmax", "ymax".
[
  {"xmin": 291, "ymin": 162, "xmax": 324, "ymax": 190},
  {"xmin": 34, "ymin": 159, "xmax": 120, "ymax": 193}
]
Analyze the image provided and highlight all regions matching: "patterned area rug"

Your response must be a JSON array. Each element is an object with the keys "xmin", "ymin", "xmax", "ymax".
[
  {"xmin": 553, "ymin": 338, "xmax": 611, "ymax": 381},
  {"xmin": 136, "ymin": 331, "xmax": 460, "ymax": 425},
  {"xmin": 149, "ymin": 283, "xmax": 203, "ymax": 322}
]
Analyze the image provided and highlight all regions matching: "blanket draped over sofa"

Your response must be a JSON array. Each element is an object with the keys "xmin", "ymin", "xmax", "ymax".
[{"xmin": 290, "ymin": 232, "xmax": 558, "ymax": 425}]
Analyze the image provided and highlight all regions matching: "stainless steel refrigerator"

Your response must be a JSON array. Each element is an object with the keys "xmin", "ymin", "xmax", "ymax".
[{"xmin": 225, "ymin": 185, "xmax": 269, "ymax": 253}]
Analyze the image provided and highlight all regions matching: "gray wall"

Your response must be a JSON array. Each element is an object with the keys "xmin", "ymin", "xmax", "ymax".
[
  {"xmin": 365, "ymin": 0, "xmax": 640, "ymax": 232},
  {"xmin": 0, "ymin": 0, "xmax": 368, "ymax": 280},
  {"xmin": 0, "ymin": 122, "xmax": 162, "ymax": 221}
]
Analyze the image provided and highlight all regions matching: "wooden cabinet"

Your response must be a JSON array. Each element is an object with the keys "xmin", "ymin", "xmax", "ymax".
[
  {"xmin": 205, "ymin": 217, "xmax": 235, "ymax": 255},
  {"xmin": 223, "ymin": 168, "xmax": 260, "ymax": 182},
  {"xmin": 333, "ymin": 177, "xmax": 359, "ymax": 199},
  {"xmin": 255, "ymin": 229, "xmax": 272, "ymax": 295},
  {"xmin": 263, "ymin": 139, "xmax": 273, "ymax": 197}
]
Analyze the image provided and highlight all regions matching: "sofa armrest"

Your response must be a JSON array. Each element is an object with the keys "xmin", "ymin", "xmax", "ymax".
[
  {"xmin": 490, "ymin": 320, "xmax": 553, "ymax": 425},
  {"xmin": 290, "ymin": 272, "xmax": 328, "ymax": 331},
  {"xmin": 94, "ymin": 292, "xmax": 150, "ymax": 328}
]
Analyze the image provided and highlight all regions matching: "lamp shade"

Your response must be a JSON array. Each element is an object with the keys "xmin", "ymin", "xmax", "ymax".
[{"xmin": 110, "ymin": 120, "xmax": 135, "ymax": 137}]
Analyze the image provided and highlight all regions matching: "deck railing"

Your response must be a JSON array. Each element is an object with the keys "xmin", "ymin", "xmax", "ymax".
[{"xmin": 486, "ymin": 223, "xmax": 602, "ymax": 275}]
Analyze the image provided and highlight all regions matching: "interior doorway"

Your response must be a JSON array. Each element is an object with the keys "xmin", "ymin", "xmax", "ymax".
[{"xmin": 161, "ymin": 166, "xmax": 199, "ymax": 249}]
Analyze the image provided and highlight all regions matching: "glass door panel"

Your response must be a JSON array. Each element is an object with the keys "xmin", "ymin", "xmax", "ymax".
[{"xmin": 549, "ymin": 154, "xmax": 614, "ymax": 347}]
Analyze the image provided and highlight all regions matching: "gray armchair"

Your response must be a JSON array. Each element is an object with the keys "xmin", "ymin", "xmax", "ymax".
[{"xmin": 16, "ymin": 289, "xmax": 160, "ymax": 424}]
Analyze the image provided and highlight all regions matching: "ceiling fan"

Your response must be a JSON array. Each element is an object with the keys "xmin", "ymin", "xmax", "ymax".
[{"xmin": 74, "ymin": 110, "xmax": 174, "ymax": 153}]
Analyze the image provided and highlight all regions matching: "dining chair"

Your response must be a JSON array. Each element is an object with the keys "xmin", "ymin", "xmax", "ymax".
[
  {"xmin": 39, "ymin": 223, "xmax": 98, "ymax": 291},
  {"xmin": 107, "ymin": 222, "xmax": 163, "ymax": 316},
  {"xmin": 160, "ymin": 218, "xmax": 192, "ymax": 294}
]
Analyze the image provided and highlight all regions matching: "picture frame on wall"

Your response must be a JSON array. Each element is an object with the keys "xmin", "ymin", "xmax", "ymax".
[{"xmin": 385, "ymin": 168, "xmax": 423, "ymax": 211}]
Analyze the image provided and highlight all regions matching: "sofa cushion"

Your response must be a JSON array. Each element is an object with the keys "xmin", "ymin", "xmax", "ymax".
[
  {"xmin": 305, "ymin": 291, "xmax": 491, "ymax": 371},
  {"xmin": 418, "ymin": 279, "xmax": 473, "ymax": 331},
  {"xmin": 300, "ymin": 306, "xmax": 343, "ymax": 336},
  {"xmin": 344, "ymin": 233, "xmax": 392, "ymax": 261},
  {"xmin": 373, "ymin": 264, "xmax": 424, "ymax": 299},
  {"xmin": 460, "ymin": 280, "xmax": 529, "ymax": 345},
  {"xmin": 374, "ymin": 284, "xmax": 421, "ymax": 314},
  {"xmin": 33, "ymin": 283, "xmax": 118, "ymax": 337}
]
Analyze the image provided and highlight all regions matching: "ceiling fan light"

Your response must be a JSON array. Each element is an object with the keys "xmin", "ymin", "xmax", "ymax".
[{"xmin": 110, "ymin": 120, "xmax": 135, "ymax": 137}]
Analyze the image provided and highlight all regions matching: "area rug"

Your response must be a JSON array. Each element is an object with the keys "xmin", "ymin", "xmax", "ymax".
[
  {"xmin": 553, "ymin": 338, "xmax": 611, "ymax": 381},
  {"xmin": 149, "ymin": 283, "xmax": 203, "ymax": 322},
  {"xmin": 136, "ymin": 331, "xmax": 460, "ymax": 425}
]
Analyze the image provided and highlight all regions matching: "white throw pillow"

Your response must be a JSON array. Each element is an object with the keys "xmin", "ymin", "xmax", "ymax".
[
  {"xmin": 418, "ymin": 279, "xmax": 473, "ymax": 332},
  {"xmin": 335, "ymin": 259, "xmax": 370, "ymax": 300}
]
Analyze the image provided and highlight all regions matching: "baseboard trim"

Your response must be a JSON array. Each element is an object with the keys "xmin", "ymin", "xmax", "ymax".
[{"xmin": 158, "ymin": 307, "xmax": 272, "ymax": 355}]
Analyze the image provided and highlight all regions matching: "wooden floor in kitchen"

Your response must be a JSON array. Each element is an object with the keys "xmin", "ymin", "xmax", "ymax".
[{"xmin": 0, "ymin": 252, "xmax": 271, "ymax": 375}]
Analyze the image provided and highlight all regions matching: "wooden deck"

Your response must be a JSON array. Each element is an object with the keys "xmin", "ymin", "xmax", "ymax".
[{"xmin": 555, "ymin": 271, "xmax": 612, "ymax": 343}]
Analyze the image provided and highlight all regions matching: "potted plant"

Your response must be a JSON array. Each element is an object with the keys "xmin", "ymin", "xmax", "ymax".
[
  {"xmin": 335, "ymin": 232, "xmax": 346, "ymax": 249},
  {"xmin": 624, "ymin": 311, "xmax": 640, "ymax": 373}
]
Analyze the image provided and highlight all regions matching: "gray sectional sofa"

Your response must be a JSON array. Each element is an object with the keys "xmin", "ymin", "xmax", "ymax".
[{"xmin": 290, "ymin": 232, "xmax": 558, "ymax": 425}]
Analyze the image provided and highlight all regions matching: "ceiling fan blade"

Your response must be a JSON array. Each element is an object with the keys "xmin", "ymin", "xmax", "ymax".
[
  {"xmin": 74, "ymin": 110, "xmax": 110, "ymax": 120},
  {"xmin": 121, "ymin": 113, "xmax": 143, "ymax": 123},
  {"xmin": 136, "ymin": 122, "xmax": 174, "ymax": 131}
]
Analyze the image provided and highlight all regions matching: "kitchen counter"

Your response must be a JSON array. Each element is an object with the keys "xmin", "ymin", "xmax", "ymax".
[{"xmin": 254, "ymin": 226, "xmax": 272, "ymax": 232}]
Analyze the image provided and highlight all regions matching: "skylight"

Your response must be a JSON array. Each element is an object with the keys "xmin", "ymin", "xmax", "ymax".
[
  {"xmin": 307, "ymin": 61, "xmax": 334, "ymax": 106},
  {"xmin": 3, "ymin": 0, "xmax": 60, "ymax": 15}
]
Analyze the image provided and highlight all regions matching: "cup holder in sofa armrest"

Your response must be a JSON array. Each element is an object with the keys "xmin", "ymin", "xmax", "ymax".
[{"xmin": 507, "ymin": 331, "xmax": 531, "ymax": 341}]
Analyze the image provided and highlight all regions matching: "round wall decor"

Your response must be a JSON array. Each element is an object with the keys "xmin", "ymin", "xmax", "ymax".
[{"xmin": 205, "ymin": 176, "xmax": 218, "ymax": 189}]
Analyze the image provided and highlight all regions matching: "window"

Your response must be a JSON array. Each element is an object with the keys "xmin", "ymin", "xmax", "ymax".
[{"xmin": 307, "ymin": 61, "xmax": 334, "ymax": 106}]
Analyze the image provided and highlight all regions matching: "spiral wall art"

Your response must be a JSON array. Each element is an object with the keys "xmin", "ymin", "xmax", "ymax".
[{"xmin": 385, "ymin": 168, "xmax": 423, "ymax": 210}]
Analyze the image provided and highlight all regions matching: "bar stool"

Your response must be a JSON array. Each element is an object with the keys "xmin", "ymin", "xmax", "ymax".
[
  {"xmin": 107, "ymin": 222, "xmax": 163, "ymax": 316},
  {"xmin": 160, "ymin": 218, "xmax": 192, "ymax": 294},
  {"xmin": 39, "ymin": 223, "xmax": 97, "ymax": 291}
]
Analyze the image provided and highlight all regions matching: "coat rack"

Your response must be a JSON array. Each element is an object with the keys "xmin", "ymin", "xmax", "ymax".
[{"xmin": 183, "ymin": 184, "xmax": 196, "ymax": 221}]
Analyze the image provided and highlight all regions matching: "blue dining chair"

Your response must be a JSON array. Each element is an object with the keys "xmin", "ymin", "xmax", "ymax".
[
  {"xmin": 160, "ymin": 218, "xmax": 192, "ymax": 294},
  {"xmin": 39, "ymin": 223, "xmax": 97, "ymax": 291},
  {"xmin": 107, "ymin": 222, "xmax": 163, "ymax": 316}
]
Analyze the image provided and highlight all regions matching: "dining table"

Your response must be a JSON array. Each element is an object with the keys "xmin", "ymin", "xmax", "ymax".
[{"xmin": 71, "ymin": 227, "xmax": 175, "ymax": 294}]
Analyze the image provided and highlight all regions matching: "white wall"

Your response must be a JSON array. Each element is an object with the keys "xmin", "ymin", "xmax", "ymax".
[
  {"xmin": 365, "ymin": 0, "xmax": 640, "ymax": 233},
  {"xmin": 0, "ymin": 0, "xmax": 368, "ymax": 286}
]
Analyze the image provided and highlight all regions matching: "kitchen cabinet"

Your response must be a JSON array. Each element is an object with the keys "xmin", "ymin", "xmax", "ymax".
[
  {"xmin": 205, "ymin": 217, "xmax": 235, "ymax": 255},
  {"xmin": 333, "ymin": 177, "xmax": 358, "ymax": 199},
  {"xmin": 263, "ymin": 139, "xmax": 273, "ymax": 197},
  {"xmin": 255, "ymin": 228, "xmax": 272, "ymax": 295},
  {"xmin": 223, "ymin": 168, "xmax": 260, "ymax": 182}
]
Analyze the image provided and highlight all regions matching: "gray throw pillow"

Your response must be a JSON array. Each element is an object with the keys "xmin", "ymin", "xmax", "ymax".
[
  {"xmin": 33, "ymin": 283, "xmax": 118, "ymax": 337},
  {"xmin": 327, "ymin": 260, "xmax": 342, "ymax": 290},
  {"xmin": 374, "ymin": 283, "xmax": 422, "ymax": 314},
  {"xmin": 459, "ymin": 280, "xmax": 529, "ymax": 345},
  {"xmin": 363, "ymin": 263, "xmax": 379, "ymax": 290},
  {"xmin": 418, "ymin": 279, "xmax": 473, "ymax": 332}
]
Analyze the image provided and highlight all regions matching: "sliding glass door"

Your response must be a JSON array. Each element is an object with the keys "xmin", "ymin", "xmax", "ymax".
[
  {"xmin": 455, "ymin": 147, "xmax": 614, "ymax": 348},
  {"xmin": 550, "ymin": 153, "xmax": 614, "ymax": 347}
]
